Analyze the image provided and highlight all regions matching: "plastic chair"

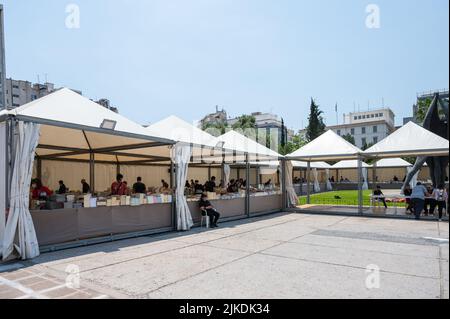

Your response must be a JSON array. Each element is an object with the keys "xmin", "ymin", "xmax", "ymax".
[{"xmin": 200, "ymin": 209, "xmax": 210, "ymax": 229}]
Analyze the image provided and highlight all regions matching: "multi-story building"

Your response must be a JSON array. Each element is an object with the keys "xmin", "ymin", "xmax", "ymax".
[
  {"xmin": 3, "ymin": 78, "xmax": 118, "ymax": 113},
  {"xmin": 0, "ymin": 5, "xmax": 6, "ymax": 110},
  {"xmin": 200, "ymin": 108, "xmax": 292, "ymax": 150},
  {"xmin": 327, "ymin": 108, "xmax": 396, "ymax": 149}
]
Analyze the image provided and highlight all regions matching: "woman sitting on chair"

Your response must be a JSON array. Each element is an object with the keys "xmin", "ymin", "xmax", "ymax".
[{"xmin": 199, "ymin": 193, "xmax": 220, "ymax": 228}]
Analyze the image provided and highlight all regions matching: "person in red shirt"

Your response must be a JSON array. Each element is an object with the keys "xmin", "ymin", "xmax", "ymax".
[
  {"xmin": 31, "ymin": 179, "xmax": 53, "ymax": 200},
  {"xmin": 111, "ymin": 174, "xmax": 128, "ymax": 196}
]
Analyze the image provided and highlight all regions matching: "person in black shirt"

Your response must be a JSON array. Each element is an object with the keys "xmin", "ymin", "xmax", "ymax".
[
  {"xmin": 57, "ymin": 180, "xmax": 67, "ymax": 194},
  {"xmin": 133, "ymin": 177, "xmax": 147, "ymax": 194},
  {"xmin": 373, "ymin": 185, "xmax": 387, "ymax": 208},
  {"xmin": 81, "ymin": 179, "xmax": 91, "ymax": 194},
  {"xmin": 403, "ymin": 185, "xmax": 413, "ymax": 213},
  {"xmin": 199, "ymin": 194, "xmax": 220, "ymax": 228},
  {"xmin": 194, "ymin": 180, "xmax": 204, "ymax": 194},
  {"xmin": 204, "ymin": 176, "xmax": 217, "ymax": 192}
]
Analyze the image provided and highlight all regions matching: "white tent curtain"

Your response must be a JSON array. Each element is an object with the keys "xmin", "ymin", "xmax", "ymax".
[
  {"xmin": 171, "ymin": 143, "xmax": 194, "ymax": 231},
  {"xmin": 407, "ymin": 166, "xmax": 419, "ymax": 188},
  {"xmin": 285, "ymin": 161, "xmax": 298, "ymax": 207},
  {"xmin": 312, "ymin": 168, "xmax": 321, "ymax": 193},
  {"xmin": 325, "ymin": 169, "xmax": 333, "ymax": 191},
  {"xmin": 3, "ymin": 122, "xmax": 41, "ymax": 260},
  {"xmin": 362, "ymin": 167, "xmax": 369, "ymax": 190},
  {"xmin": 223, "ymin": 164, "xmax": 231, "ymax": 188},
  {"xmin": 0, "ymin": 122, "xmax": 6, "ymax": 254}
]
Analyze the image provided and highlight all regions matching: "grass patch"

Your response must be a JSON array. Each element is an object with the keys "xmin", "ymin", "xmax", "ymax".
[{"xmin": 298, "ymin": 190, "xmax": 399, "ymax": 207}]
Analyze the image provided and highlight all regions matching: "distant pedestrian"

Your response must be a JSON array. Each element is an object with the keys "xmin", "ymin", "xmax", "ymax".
[{"xmin": 411, "ymin": 182, "xmax": 429, "ymax": 220}]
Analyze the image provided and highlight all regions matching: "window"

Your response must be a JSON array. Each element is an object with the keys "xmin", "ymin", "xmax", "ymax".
[
  {"xmin": 371, "ymin": 114, "xmax": 375, "ymax": 118},
  {"xmin": 351, "ymin": 128, "xmax": 355, "ymax": 135},
  {"xmin": 362, "ymin": 127, "xmax": 366, "ymax": 134},
  {"xmin": 375, "ymin": 114, "xmax": 379, "ymax": 117},
  {"xmin": 12, "ymin": 94, "xmax": 20, "ymax": 98},
  {"xmin": 379, "ymin": 113, "xmax": 383, "ymax": 117},
  {"xmin": 373, "ymin": 137, "xmax": 378, "ymax": 143},
  {"xmin": 358, "ymin": 116, "xmax": 362, "ymax": 119},
  {"xmin": 354, "ymin": 116, "xmax": 357, "ymax": 120},
  {"xmin": 12, "ymin": 85, "xmax": 19, "ymax": 89},
  {"xmin": 362, "ymin": 138, "xmax": 367, "ymax": 145},
  {"xmin": 373, "ymin": 125, "xmax": 378, "ymax": 133},
  {"xmin": 337, "ymin": 130, "xmax": 341, "ymax": 136}
]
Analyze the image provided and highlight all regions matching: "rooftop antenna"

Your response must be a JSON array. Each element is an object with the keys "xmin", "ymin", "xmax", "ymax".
[
  {"xmin": 367, "ymin": 100, "xmax": 370, "ymax": 111},
  {"xmin": 37, "ymin": 74, "xmax": 40, "ymax": 84}
]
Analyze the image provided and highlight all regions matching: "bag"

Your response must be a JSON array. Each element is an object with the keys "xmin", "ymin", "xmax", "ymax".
[{"xmin": 438, "ymin": 190, "xmax": 445, "ymax": 201}]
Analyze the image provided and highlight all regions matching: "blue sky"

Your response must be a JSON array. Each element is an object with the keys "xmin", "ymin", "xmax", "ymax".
[{"xmin": 2, "ymin": 0, "xmax": 449, "ymax": 130}]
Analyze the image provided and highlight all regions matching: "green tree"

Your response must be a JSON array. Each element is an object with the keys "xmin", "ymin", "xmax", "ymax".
[
  {"xmin": 232, "ymin": 115, "xmax": 258, "ymax": 140},
  {"xmin": 415, "ymin": 97, "xmax": 433, "ymax": 123},
  {"xmin": 306, "ymin": 98, "xmax": 326, "ymax": 141},
  {"xmin": 342, "ymin": 133, "xmax": 356, "ymax": 146},
  {"xmin": 202, "ymin": 122, "xmax": 228, "ymax": 137},
  {"xmin": 279, "ymin": 133, "xmax": 307, "ymax": 155}
]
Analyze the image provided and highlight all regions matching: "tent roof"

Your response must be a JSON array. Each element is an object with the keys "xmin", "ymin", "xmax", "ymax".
[
  {"xmin": 364, "ymin": 121, "xmax": 449, "ymax": 158},
  {"xmin": 292, "ymin": 161, "xmax": 332, "ymax": 169},
  {"xmin": 217, "ymin": 130, "xmax": 281, "ymax": 160},
  {"xmin": 286, "ymin": 130, "xmax": 362, "ymax": 161},
  {"xmin": 375, "ymin": 158, "xmax": 412, "ymax": 168},
  {"xmin": 332, "ymin": 160, "xmax": 372, "ymax": 169},
  {"xmin": 7, "ymin": 88, "xmax": 176, "ymax": 164},
  {"xmin": 10, "ymin": 88, "xmax": 170, "ymax": 142},
  {"xmin": 145, "ymin": 115, "xmax": 219, "ymax": 149}
]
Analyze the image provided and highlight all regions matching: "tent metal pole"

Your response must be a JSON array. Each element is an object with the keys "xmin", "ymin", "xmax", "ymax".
[
  {"xmin": 245, "ymin": 153, "xmax": 250, "ymax": 217},
  {"xmin": 170, "ymin": 161, "xmax": 177, "ymax": 230},
  {"xmin": 89, "ymin": 152, "xmax": 95, "ymax": 194},
  {"xmin": 281, "ymin": 159, "xmax": 287, "ymax": 210},
  {"xmin": 372, "ymin": 161, "xmax": 377, "ymax": 191},
  {"xmin": 8, "ymin": 119, "xmax": 16, "ymax": 211},
  {"xmin": 306, "ymin": 161, "xmax": 311, "ymax": 204},
  {"xmin": 4, "ymin": 117, "xmax": 11, "ymax": 211},
  {"xmin": 36, "ymin": 157, "xmax": 42, "ymax": 181},
  {"xmin": 357, "ymin": 156, "xmax": 363, "ymax": 215}
]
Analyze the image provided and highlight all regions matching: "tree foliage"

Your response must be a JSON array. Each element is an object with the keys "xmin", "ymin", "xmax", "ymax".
[{"xmin": 306, "ymin": 98, "xmax": 326, "ymax": 142}]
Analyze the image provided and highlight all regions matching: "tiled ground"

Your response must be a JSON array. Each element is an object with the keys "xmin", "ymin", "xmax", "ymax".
[{"xmin": 1, "ymin": 212, "xmax": 448, "ymax": 299}]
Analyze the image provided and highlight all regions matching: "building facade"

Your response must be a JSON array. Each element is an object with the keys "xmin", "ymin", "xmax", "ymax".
[
  {"xmin": 3, "ymin": 78, "xmax": 118, "ymax": 113},
  {"xmin": 327, "ymin": 108, "xmax": 396, "ymax": 149},
  {"xmin": 200, "ymin": 108, "xmax": 293, "ymax": 150}
]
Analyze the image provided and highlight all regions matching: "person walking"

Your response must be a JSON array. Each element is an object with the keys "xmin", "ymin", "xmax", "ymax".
[
  {"xmin": 430, "ymin": 185, "xmax": 448, "ymax": 221},
  {"xmin": 410, "ymin": 182, "xmax": 429, "ymax": 220}
]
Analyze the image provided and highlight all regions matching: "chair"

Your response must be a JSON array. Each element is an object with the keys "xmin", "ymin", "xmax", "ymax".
[{"xmin": 200, "ymin": 208, "xmax": 210, "ymax": 229}]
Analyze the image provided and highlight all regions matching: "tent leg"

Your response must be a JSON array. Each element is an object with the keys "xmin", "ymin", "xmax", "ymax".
[
  {"xmin": 372, "ymin": 161, "xmax": 377, "ymax": 191},
  {"xmin": 245, "ymin": 154, "xmax": 250, "ymax": 217},
  {"xmin": 307, "ymin": 162, "xmax": 311, "ymax": 205},
  {"xmin": 89, "ymin": 152, "xmax": 95, "ymax": 194},
  {"xmin": 170, "ymin": 162, "xmax": 177, "ymax": 230},
  {"xmin": 281, "ymin": 159, "xmax": 287, "ymax": 210},
  {"xmin": 36, "ymin": 157, "xmax": 42, "ymax": 181},
  {"xmin": 357, "ymin": 156, "xmax": 363, "ymax": 215}
]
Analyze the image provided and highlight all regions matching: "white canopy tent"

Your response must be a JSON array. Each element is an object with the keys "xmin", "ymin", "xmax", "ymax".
[
  {"xmin": 1, "ymin": 88, "xmax": 180, "ymax": 260},
  {"xmin": 331, "ymin": 160, "xmax": 372, "ymax": 169},
  {"xmin": 364, "ymin": 121, "xmax": 449, "ymax": 158},
  {"xmin": 286, "ymin": 130, "xmax": 362, "ymax": 161},
  {"xmin": 374, "ymin": 158, "xmax": 412, "ymax": 168}
]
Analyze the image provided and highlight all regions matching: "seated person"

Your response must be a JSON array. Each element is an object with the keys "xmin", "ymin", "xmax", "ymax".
[
  {"xmin": 133, "ymin": 177, "xmax": 147, "ymax": 194},
  {"xmin": 227, "ymin": 179, "xmax": 239, "ymax": 193},
  {"xmin": 81, "ymin": 179, "xmax": 91, "ymax": 194},
  {"xmin": 194, "ymin": 180, "xmax": 205, "ymax": 194},
  {"xmin": 160, "ymin": 179, "xmax": 170, "ymax": 193},
  {"xmin": 111, "ymin": 174, "xmax": 128, "ymax": 196},
  {"xmin": 31, "ymin": 179, "xmax": 53, "ymax": 200},
  {"xmin": 204, "ymin": 176, "xmax": 217, "ymax": 192},
  {"xmin": 373, "ymin": 185, "xmax": 387, "ymax": 208},
  {"xmin": 393, "ymin": 175, "xmax": 399, "ymax": 182},
  {"xmin": 199, "ymin": 193, "xmax": 220, "ymax": 228},
  {"xmin": 57, "ymin": 180, "xmax": 68, "ymax": 194}
]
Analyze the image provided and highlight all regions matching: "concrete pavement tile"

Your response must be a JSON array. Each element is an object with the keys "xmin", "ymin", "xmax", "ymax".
[
  {"xmin": 80, "ymin": 245, "xmax": 250, "ymax": 296},
  {"xmin": 201, "ymin": 234, "xmax": 281, "ymax": 253},
  {"xmin": 239, "ymin": 223, "xmax": 315, "ymax": 242},
  {"xmin": 38, "ymin": 240, "xmax": 192, "ymax": 273},
  {"xmin": 292, "ymin": 234, "xmax": 440, "ymax": 258},
  {"xmin": 145, "ymin": 254, "xmax": 440, "ymax": 299},
  {"xmin": 0, "ymin": 287, "xmax": 26, "ymax": 299},
  {"xmin": 262, "ymin": 242, "xmax": 440, "ymax": 279},
  {"xmin": 440, "ymin": 244, "xmax": 449, "ymax": 261}
]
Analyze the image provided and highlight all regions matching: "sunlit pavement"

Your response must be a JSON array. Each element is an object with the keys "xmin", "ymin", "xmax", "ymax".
[{"xmin": 1, "ymin": 213, "xmax": 448, "ymax": 299}]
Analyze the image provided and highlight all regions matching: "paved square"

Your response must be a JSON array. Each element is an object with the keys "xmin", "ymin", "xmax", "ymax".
[{"xmin": 1, "ymin": 213, "xmax": 448, "ymax": 299}]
